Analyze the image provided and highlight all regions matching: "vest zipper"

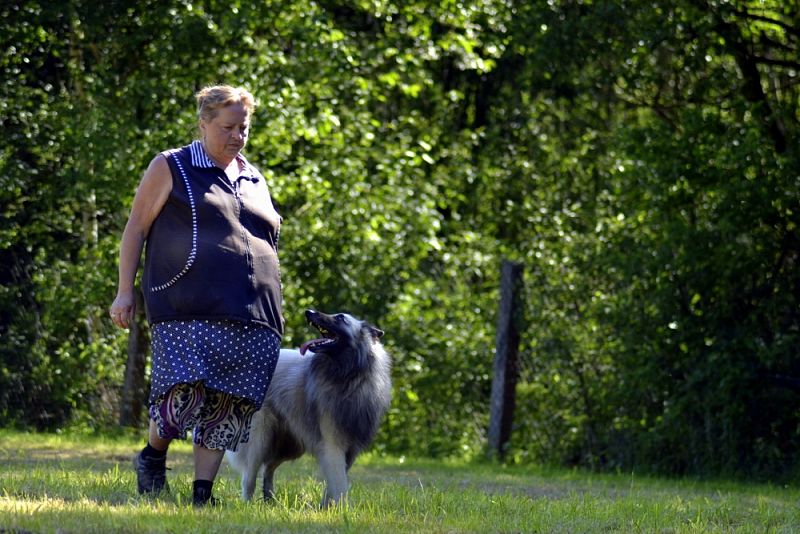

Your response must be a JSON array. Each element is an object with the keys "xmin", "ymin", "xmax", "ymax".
[{"xmin": 232, "ymin": 179, "xmax": 256, "ymax": 304}]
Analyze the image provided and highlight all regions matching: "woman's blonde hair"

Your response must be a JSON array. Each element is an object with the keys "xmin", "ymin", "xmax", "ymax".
[{"xmin": 195, "ymin": 85, "xmax": 257, "ymax": 123}]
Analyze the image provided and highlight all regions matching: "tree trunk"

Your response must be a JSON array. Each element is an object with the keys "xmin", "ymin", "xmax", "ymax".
[{"xmin": 119, "ymin": 287, "xmax": 149, "ymax": 428}]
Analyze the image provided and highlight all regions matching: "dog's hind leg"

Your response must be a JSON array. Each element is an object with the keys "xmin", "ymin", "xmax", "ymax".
[
  {"xmin": 240, "ymin": 461, "xmax": 262, "ymax": 502},
  {"xmin": 262, "ymin": 463, "xmax": 279, "ymax": 502},
  {"xmin": 317, "ymin": 444, "xmax": 349, "ymax": 507}
]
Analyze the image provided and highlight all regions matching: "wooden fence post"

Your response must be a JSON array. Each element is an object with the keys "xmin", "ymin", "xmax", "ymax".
[{"xmin": 487, "ymin": 260, "xmax": 523, "ymax": 460}]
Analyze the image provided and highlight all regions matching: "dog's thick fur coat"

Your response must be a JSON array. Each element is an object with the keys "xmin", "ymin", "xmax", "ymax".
[{"xmin": 226, "ymin": 310, "xmax": 391, "ymax": 506}]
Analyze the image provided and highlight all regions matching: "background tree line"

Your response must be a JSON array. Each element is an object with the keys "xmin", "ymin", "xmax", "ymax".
[{"xmin": 1, "ymin": 0, "xmax": 798, "ymax": 478}]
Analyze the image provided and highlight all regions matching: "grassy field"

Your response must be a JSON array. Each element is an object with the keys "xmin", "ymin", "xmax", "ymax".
[{"xmin": 0, "ymin": 429, "xmax": 798, "ymax": 533}]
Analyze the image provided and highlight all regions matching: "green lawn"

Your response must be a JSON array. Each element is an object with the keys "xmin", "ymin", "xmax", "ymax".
[{"xmin": 0, "ymin": 429, "xmax": 797, "ymax": 533}]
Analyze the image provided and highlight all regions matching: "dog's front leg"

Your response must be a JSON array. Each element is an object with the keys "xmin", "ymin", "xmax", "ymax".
[{"xmin": 317, "ymin": 444, "xmax": 349, "ymax": 507}]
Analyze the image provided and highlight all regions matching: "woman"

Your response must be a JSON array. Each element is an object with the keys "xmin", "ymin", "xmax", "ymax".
[{"xmin": 109, "ymin": 85, "xmax": 284, "ymax": 506}]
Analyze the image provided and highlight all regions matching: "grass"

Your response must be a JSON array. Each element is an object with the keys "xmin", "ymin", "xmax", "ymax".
[{"xmin": 0, "ymin": 429, "xmax": 798, "ymax": 533}]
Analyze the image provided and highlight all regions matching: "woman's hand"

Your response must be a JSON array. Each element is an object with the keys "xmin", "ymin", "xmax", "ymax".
[{"xmin": 110, "ymin": 291, "xmax": 135, "ymax": 329}]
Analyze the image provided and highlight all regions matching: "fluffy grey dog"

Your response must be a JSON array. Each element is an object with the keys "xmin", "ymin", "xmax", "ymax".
[{"xmin": 226, "ymin": 309, "xmax": 392, "ymax": 506}]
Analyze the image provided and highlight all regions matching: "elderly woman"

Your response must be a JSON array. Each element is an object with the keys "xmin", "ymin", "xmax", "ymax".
[{"xmin": 110, "ymin": 85, "xmax": 284, "ymax": 506}]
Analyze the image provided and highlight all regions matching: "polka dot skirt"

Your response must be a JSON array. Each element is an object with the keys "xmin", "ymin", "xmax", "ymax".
[{"xmin": 149, "ymin": 319, "xmax": 281, "ymax": 406}]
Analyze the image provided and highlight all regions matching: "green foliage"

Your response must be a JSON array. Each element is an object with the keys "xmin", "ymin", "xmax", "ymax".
[{"xmin": 1, "ymin": 0, "xmax": 799, "ymax": 479}]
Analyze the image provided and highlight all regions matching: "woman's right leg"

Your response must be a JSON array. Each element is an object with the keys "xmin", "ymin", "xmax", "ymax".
[
  {"xmin": 133, "ymin": 419, "xmax": 172, "ymax": 495},
  {"xmin": 148, "ymin": 418, "xmax": 172, "ymax": 451},
  {"xmin": 135, "ymin": 382, "xmax": 202, "ymax": 496}
]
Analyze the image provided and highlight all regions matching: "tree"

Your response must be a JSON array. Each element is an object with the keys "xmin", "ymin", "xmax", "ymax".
[{"xmin": 1, "ymin": 0, "xmax": 798, "ymax": 479}]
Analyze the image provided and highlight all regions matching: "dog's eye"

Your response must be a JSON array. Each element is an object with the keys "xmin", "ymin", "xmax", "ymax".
[{"xmin": 336, "ymin": 314, "xmax": 345, "ymax": 323}]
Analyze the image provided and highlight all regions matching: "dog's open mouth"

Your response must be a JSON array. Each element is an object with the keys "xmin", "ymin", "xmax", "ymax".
[{"xmin": 299, "ymin": 320, "xmax": 338, "ymax": 355}]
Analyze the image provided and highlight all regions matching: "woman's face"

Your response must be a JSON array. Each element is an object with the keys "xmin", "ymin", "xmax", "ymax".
[{"xmin": 200, "ymin": 102, "xmax": 250, "ymax": 164}]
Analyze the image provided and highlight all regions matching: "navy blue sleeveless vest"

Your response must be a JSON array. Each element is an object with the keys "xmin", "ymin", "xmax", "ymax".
[{"xmin": 141, "ymin": 141, "xmax": 284, "ymax": 337}]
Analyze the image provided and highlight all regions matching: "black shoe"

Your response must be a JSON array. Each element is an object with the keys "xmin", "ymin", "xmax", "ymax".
[
  {"xmin": 133, "ymin": 451, "xmax": 169, "ymax": 495},
  {"xmin": 192, "ymin": 492, "xmax": 220, "ymax": 507},
  {"xmin": 192, "ymin": 495, "xmax": 220, "ymax": 507},
  {"xmin": 192, "ymin": 481, "xmax": 219, "ymax": 507}
]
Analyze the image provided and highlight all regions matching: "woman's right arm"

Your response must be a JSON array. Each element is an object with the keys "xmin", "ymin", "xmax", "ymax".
[{"xmin": 110, "ymin": 155, "xmax": 173, "ymax": 329}]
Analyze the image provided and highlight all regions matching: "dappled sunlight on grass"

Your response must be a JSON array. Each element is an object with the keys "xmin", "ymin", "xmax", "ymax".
[
  {"xmin": 0, "ymin": 428, "xmax": 194, "ymax": 468},
  {"xmin": 1, "ymin": 430, "xmax": 799, "ymax": 533}
]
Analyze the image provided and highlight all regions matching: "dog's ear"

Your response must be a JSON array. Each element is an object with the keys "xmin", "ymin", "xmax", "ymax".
[{"xmin": 368, "ymin": 325, "xmax": 384, "ymax": 339}]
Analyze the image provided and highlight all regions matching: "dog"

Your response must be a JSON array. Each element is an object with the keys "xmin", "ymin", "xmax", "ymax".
[{"xmin": 226, "ymin": 309, "xmax": 392, "ymax": 506}]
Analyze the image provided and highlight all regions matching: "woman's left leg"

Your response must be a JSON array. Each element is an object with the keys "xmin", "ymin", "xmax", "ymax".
[
  {"xmin": 191, "ymin": 387, "xmax": 259, "ymax": 505},
  {"xmin": 192, "ymin": 444, "xmax": 225, "ymax": 506}
]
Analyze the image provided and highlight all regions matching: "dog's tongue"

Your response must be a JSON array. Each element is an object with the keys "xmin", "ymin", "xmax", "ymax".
[{"xmin": 299, "ymin": 338, "xmax": 325, "ymax": 355}]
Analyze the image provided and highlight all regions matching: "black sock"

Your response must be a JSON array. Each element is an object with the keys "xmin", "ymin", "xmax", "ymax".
[
  {"xmin": 142, "ymin": 442, "xmax": 167, "ymax": 460},
  {"xmin": 193, "ymin": 479, "xmax": 214, "ymax": 505}
]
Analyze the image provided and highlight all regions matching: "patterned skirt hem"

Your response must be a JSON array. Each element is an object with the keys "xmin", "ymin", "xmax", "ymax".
[{"xmin": 149, "ymin": 381, "xmax": 258, "ymax": 452}]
